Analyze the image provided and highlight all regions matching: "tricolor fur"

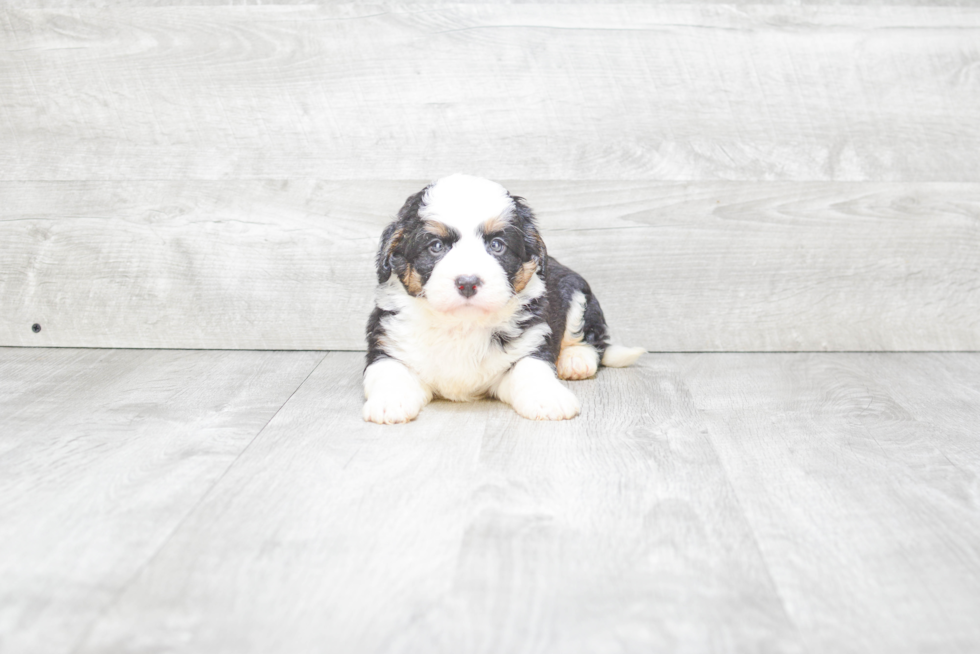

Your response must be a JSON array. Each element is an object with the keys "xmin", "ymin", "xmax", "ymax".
[{"xmin": 364, "ymin": 174, "xmax": 643, "ymax": 424}]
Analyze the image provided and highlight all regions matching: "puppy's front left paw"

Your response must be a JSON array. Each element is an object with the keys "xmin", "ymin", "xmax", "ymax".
[
  {"xmin": 362, "ymin": 391, "xmax": 425, "ymax": 424},
  {"xmin": 511, "ymin": 382, "xmax": 581, "ymax": 421}
]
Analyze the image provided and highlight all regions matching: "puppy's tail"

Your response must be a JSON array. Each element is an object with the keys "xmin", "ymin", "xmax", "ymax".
[{"xmin": 601, "ymin": 345, "xmax": 646, "ymax": 368}]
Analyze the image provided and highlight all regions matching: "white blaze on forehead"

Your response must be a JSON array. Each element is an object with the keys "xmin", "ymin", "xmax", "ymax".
[
  {"xmin": 419, "ymin": 174, "xmax": 514, "ymax": 234},
  {"xmin": 416, "ymin": 175, "xmax": 518, "ymax": 315}
]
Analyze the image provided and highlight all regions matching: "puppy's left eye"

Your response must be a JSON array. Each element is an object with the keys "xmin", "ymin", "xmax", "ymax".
[
  {"xmin": 428, "ymin": 240, "xmax": 444, "ymax": 255},
  {"xmin": 488, "ymin": 238, "xmax": 506, "ymax": 254}
]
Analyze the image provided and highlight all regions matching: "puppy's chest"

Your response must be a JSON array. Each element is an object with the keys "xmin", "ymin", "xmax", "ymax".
[{"xmin": 384, "ymin": 313, "xmax": 527, "ymax": 401}]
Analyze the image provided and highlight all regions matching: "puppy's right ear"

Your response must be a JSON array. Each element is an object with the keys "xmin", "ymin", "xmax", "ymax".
[
  {"xmin": 376, "ymin": 221, "xmax": 399, "ymax": 283},
  {"xmin": 376, "ymin": 186, "xmax": 429, "ymax": 284}
]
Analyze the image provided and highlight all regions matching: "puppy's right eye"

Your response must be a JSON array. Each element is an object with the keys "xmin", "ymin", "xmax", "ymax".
[{"xmin": 428, "ymin": 240, "xmax": 444, "ymax": 255}]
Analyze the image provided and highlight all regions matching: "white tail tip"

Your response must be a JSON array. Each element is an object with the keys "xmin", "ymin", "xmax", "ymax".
[{"xmin": 601, "ymin": 345, "xmax": 645, "ymax": 368}]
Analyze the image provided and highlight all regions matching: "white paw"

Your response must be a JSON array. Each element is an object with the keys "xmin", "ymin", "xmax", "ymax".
[
  {"xmin": 511, "ymin": 382, "xmax": 581, "ymax": 421},
  {"xmin": 362, "ymin": 359, "xmax": 430, "ymax": 425},
  {"xmin": 362, "ymin": 390, "xmax": 425, "ymax": 424},
  {"xmin": 556, "ymin": 344, "xmax": 599, "ymax": 380}
]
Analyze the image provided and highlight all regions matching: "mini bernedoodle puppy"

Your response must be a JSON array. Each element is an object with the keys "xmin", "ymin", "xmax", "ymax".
[{"xmin": 363, "ymin": 174, "xmax": 644, "ymax": 424}]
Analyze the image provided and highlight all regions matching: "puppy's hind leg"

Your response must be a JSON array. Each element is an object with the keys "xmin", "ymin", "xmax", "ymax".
[
  {"xmin": 568, "ymin": 288, "xmax": 644, "ymax": 372},
  {"xmin": 555, "ymin": 289, "xmax": 600, "ymax": 380},
  {"xmin": 363, "ymin": 358, "xmax": 432, "ymax": 424},
  {"xmin": 556, "ymin": 343, "xmax": 599, "ymax": 380}
]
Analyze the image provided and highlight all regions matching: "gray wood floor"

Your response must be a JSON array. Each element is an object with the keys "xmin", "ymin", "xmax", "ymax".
[{"xmin": 2, "ymin": 348, "xmax": 978, "ymax": 654}]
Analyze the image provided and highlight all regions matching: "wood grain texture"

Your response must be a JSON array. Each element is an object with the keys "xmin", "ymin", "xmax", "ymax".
[
  {"xmin": 386, "ymin": 357, "xmax": 800, "ymax": 653},
  {"xmin": 0, "ymin": 347, "xmax": 323, "ymax": 654},
  {"xmin": 2, "ymin": 4, "xmax": 979, "ymax": 181},
  {"xmin": 74, "ymin": 353, "xmax": 499, "ymax": 654},
  {"xmin": 10, "ymin": 0, "xmax": 979, "ymax": 7},
  {"xmin": 2, "ymin": 180, "xmax": 978, "ymax": 351},
  {"xmin": 72, "ymin": 351, "xmax": 802, "ymax": 654},
  {"xmin": 5, "ymin": 350, "xmax": 977, "ymax": 653},
  {"xmin": 681, "ymin": 352, "xmax": 980, "ymax": 654}
]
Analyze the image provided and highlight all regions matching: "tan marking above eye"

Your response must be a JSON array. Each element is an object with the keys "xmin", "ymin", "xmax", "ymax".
[
  {"xmin": 423, "ymin": 220, "xmax": 451, "ymax": 238},
  {"xmin": 480, "ymin": 215, "xmax": 510, "ymax": 235}
]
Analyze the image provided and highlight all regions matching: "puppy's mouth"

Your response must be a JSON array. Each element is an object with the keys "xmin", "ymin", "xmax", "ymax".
[
  {"xmin": 424, "ymin": 288, "xmax": 510, "ymax": 317},
  {"xmin": 441, "ymin": 297, "xmax": 497, "ymax": 316}
]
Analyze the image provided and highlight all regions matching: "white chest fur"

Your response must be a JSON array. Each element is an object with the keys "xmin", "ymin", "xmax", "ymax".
[{"xmin": 376, "ymin": 276, "xmax": 550, "ymax": 402}]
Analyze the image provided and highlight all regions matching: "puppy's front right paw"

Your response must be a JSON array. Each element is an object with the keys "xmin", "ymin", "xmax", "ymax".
[
  {"xmin": 362, "ymin": 391, "xmax": 425, "ymax": 424},
  {"xmin": 362, "ymin": 358, "xmax": 431, "ymax": 425},
  {"xmin": 511, "ymin": 382, "xmax": 581, "ymax": 421}
]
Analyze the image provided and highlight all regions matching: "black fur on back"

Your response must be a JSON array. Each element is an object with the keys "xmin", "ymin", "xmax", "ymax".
[{"xmin": 530, "ymin": 257, "xmax": 611, "ymax": 365}]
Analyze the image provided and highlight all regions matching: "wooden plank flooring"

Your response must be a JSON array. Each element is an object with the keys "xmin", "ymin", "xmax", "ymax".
[
  {"xmin": 0, "ymin": 348, "xmax": 324, "ymax": 654},
  {"xmin": 682, "ymin": 353, "xmax": 980, "ymax": 653},
  {"xmin": 3, "ymin": 348, "xmax": 979, "ymax": 653}
]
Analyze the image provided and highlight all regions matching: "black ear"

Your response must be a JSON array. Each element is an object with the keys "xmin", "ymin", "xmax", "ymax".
[
  {"xmin": 375, "ymin": 221, "xmax": 399, "ymax": 283},
  {"xmin": 511, "ymin": 195, "xmax": 547, "ymax": 277},
  {"xmin": 376, "ymin": 187, "xmax": 429, "ymax": 283}
]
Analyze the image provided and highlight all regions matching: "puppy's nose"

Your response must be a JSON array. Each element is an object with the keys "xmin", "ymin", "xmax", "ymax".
[{"xmin": 455, "ymin": 275, "xmax": 482, "ymax": 298}]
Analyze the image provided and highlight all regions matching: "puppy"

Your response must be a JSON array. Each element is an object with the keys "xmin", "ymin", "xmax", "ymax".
[{"xmin": 363, "ymin": 174, "xmax": 644, "ymax": 424}]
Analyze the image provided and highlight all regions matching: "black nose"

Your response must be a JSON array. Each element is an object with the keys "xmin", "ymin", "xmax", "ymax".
[{"xmin": 455, "ymin": 275, "xmax": 482, "ymax": 298}]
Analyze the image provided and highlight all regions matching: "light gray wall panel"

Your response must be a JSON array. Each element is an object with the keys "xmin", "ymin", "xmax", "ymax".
[
  {"xmin": 2, "ymin": 180, "xmax": 977, "ymax": 351},
  {"xmin": 2, "ymin": 5, "xmax": 978, "ymax": 181},
  {"xmin": 9, "ymin": 1, "xmax": 978, "ymax": 7},
  {"xmin": 1, "ymin": 180, "xmax": 391, "ymax": 350},
  {"xmin": 3, "ymin": 4, "xmax": 978, "ymax": 351}
]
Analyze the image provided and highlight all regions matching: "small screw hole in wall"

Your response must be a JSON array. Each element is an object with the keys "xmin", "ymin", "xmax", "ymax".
[{"xmin": 32, "ymin": 323, "xmax": 41, "ymax": 333}]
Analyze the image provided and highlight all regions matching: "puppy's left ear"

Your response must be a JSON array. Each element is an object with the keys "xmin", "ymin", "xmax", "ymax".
[{"xmin": 512, "ymin": 195, "xmax": 547, "ymax": 277}]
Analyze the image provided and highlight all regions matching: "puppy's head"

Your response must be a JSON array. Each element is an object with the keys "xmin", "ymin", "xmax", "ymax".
[{"xmin": 377, "ymin": 174, "xmax": 546, "ymax": 315}]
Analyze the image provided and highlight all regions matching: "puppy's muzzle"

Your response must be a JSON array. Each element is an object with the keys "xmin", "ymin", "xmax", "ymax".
[{"xmin": 455, "ymin": 275, "xmax": 483, "ymax": 299}]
